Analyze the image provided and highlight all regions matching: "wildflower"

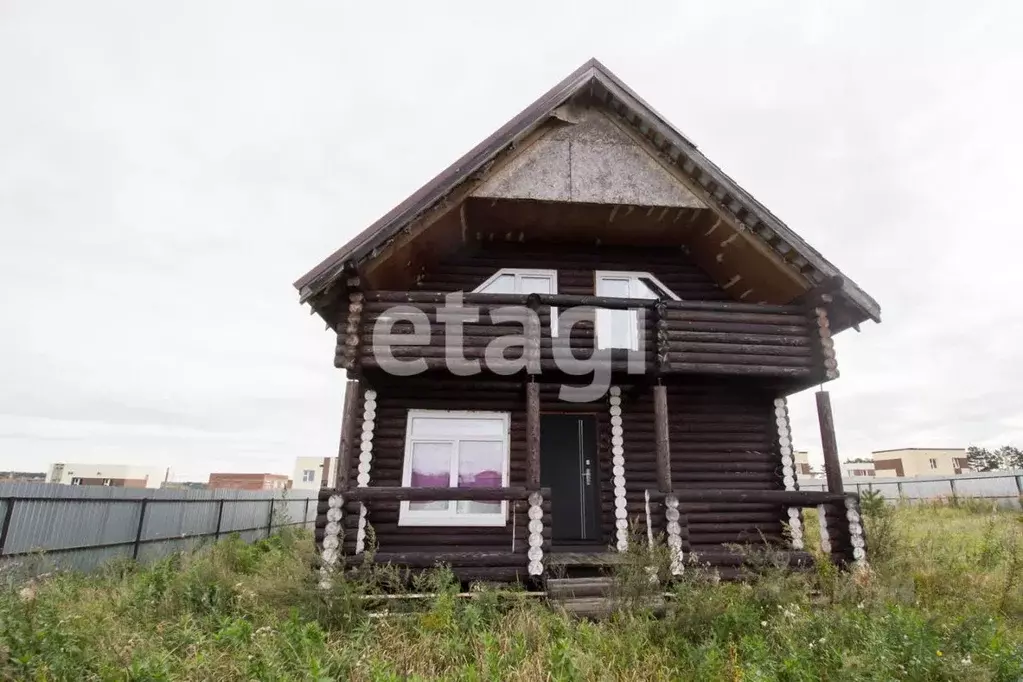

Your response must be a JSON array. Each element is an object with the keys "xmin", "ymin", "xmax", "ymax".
[
  {"xmin": 936, "ymin": 650, "xmax": 943, "ymax": 657},
  {"xmin": 960, "ymin": 655, "xmax": 972, "ymax": 665},
  {"xmin": 857, "ymin": 602, "xmax": 865, "ymax": 609},
  {"xmin": 761, "ymin": 621, "xmax": 767, "ymax": 627},
  {"xmin": 818, "ymin": 637, "xmax": 826, "ymax": 644}
]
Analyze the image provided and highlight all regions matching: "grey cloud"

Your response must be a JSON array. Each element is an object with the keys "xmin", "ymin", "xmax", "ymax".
[{"xmin": 1, "ymin": 0, "xmax": 1021, "ymax": 479}]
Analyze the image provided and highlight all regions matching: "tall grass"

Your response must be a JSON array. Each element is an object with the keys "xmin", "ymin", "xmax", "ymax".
[{"xmin": 0, "ymin": 503, "xmax": 1021, "ymax": 681}]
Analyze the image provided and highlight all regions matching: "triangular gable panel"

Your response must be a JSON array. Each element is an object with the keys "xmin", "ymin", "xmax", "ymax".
[{"xmin": 473, "ymin": 108, "xmax": 707, "ymax": 208}]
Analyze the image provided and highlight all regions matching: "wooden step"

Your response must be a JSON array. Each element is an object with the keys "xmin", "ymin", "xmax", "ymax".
[
  {"xmin": 558, "ymin": 597, "xmax": 613, "ymax": 618},
  {"xmin": 548, "ymin": 576, "xmax": 666, "ymax": 619},
  {"xmin": 555, "ymin": 595, "xmax": 667, "ymax": 619},
  {"xmin": 547, "ymin": 577, "xmax": 613, "ymax": 599}
]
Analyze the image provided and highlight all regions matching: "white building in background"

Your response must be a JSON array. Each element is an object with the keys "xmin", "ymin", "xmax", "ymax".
[
  {"xmin": 843, "ymin": 460, "xmax": 876, "ymax": 477},
  {"xmin": 792, "ymin": 450, "xmax": 816, "ymax": 478},
  {"xmin": 292, "ymin": 456, "xmax": 338, "ymax": 491},
  {"xmin": 871, "ymin": 448, "xmax": 970, "ymax": 477},
  {"xmin": 47, "ymin": 462, "xmax": 169, "ymax": 489}
]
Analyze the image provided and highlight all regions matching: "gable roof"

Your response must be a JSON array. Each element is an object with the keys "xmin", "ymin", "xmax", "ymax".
[{"xmin": 295, "ymin": 58, "xmax": 880, "ymax": 328}]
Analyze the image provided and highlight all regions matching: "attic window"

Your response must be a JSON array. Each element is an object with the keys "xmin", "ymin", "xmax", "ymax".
[
  {"xmin": 595, "ymin": 271, "xmax": 679, "ymax": 350},
  {"xmin": 474, "ymin": 268, "xmax": 557, "ymax": 297},
  {"xmin": 474, "ymin": 268, "xmax": 559, "ymax": 336}
]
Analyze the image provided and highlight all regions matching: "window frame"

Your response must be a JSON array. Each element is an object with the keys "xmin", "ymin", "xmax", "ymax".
[
  {"xmin": 473, "ymin": 268, "xmax": 559, "ymax": 336},
  {"xmin": 398, "ymin": 409, "xmax": 511, "ymax": 527},
  {"xmin": 302, "ymin": 469, "xmax": 316, "ymax": 483},
  {"xmin": 473, "ymin": 268, "xmax": 558, "ymax": 296},
  {"xmin": 594, "ymin": 270, "xmax": 680, "ymax": 350}
]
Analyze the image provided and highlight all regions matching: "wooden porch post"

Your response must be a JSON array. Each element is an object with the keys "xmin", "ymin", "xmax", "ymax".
[
  {"xmin": 654, "ymin": 383, "xmax": 672, "ymax": 492},
  {"xmin": 334, "ymin": 378, "xmax": 360, "ymax": 490},
  {"xmin": 526, "ymin": 380, "xmax": 541, "ymax": 489},
  {"xmin": 816, "ymin": 390, "xmax": 844, "ymax": 494}
]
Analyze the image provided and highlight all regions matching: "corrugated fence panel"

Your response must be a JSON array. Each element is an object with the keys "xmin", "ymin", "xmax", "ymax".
[
  {"xmin": 798, "ymin": 471, "xmax": 1023, "ymax": 509},
  {"xmin": 0, "ymin": 483, "xmax": 318, "ymax": 578},
  {"xmin": 867, "ymin": 482, "xmax": 903, "ymax": 501},
  {"xmin": 953, "ymin": 475, "xmax": 1021, "ymax": 500}
]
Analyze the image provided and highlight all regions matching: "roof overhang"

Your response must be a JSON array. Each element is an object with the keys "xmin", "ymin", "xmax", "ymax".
[{"xmin": 295, "ymin": 58, "xmax": 881, "ymax": 331}]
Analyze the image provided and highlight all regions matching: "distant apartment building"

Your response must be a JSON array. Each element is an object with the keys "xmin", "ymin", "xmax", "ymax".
[
  {"xmin": 843, "ymin": 460, "xmax": 876, "ymax": 477},
  {"xmin": 871, "ymin": 448, "xmax": 970, "ymax": 477},
  {"xmin": 292, "ymin": 457, "xmax": 338, "ymax": 491},
  {"xmin": 207, "ymin": 473, "xmax": 290, "ymax": 491},
  {"xmin": 47, "ymin": 463, "xmax": 168, "ymax": 488},
  {"xmin": 792, "ymin": 450, "xmax": 814, "ymax": 477}
]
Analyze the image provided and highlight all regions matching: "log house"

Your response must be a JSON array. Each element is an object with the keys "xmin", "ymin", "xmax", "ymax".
[{"xmin": 297, "ymin": 59, "xmax": 879, "ymax": 585}]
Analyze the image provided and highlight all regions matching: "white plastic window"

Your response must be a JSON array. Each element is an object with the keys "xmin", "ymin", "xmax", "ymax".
[
  {"xmin": 474, "ymin": 269, "xmax": 557, "ymax": 297},
  {"xmin": 474, "ymin": 268, "xmax": 558, "ymax": 336},
  {"xmin": 595, "ymin": 271, "xmax": 679, "ymax": 350},
  {"xmin": 399, "ymin": 410, "xmax": 511, "ymax": 527}
]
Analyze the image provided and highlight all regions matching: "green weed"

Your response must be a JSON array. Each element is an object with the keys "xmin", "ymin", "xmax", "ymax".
[{"xmin": 0, "ymin": 505, "xmax": 1019, "ymax": 680}]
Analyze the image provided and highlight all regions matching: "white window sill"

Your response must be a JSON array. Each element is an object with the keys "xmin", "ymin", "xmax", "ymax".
[{"xmin": 398, "ymin": 514, "xmax": 507, "ymax": 527}]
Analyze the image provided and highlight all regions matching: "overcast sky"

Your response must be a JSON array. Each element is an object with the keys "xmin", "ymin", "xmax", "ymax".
[{"xmin": 1, "ymin": 1, "xmax": 1021, "ymax": 481}]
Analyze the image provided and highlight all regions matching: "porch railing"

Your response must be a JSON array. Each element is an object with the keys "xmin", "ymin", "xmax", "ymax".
[
  {"xmin": 316, "ymin": 486, "xmax": 551, "ymax": 581},
  {"xmin": 340, "ymin": 291, "xmax": 834, "ymax": 383},
  {"xmin": 644, "ymin": 489, "xmax": 867, "ymax": 572}
]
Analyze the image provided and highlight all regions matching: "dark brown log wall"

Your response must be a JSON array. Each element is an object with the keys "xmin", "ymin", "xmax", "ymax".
[
  {"xmin": 621, "ymin": 378, "xmax": 786, "ymax": 552},
  {"xmin": 329, "ymin": 378, "xmax": 608, "ymax": 573},
  {"xmin": 371, "ymin": 240, "xmax": 713, "ymax": 381},
  {"xmin": 415, "ymin": 242, "xmax": 728, "ymax": 300},
  {"xmin": 316, "ymin": 240, "xmax": 800, "ymax": 573},
  {"xmin": 322, "ymin": 375, "xmax": 787, "ymax": 563}
]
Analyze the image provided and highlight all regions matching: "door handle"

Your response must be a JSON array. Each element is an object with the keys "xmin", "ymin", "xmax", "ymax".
[{"xmin": 583, "ymin": 459, "xmax": 592, "ymax": 486}]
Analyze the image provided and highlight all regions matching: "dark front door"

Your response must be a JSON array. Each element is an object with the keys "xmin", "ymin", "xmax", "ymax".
[{"xmin": 540, "ymin": 414, "xmax": 601, "ymax": 543}]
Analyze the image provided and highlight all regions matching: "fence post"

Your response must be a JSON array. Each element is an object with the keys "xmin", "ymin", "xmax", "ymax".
[
  {"xmin": 896, "ymin": 481, "xmax": 904, "ymax": 502},
  {"xmin": 266, "ymin": 498, "xmax": 275, "ymax": 538},
  {"xmin": 1015, "ymin": 475, "xmax": 1023, "ymax": 496},
  {"xmin": 214, "ymin": 499, "xmax": 225, "ymax": 541},
  {"xmin": 949, "ymin": 478, "xmax": 958, "ymax": 505},
  {"xmin": 132, "ymin": 499, "xmax": 148, "ymax": 560},
  {"xmin": 0, "ymin": 499, "xmax": 16, "ymax": 556},
  {"xmin": 303, "ymin": 497, "xmax": 310, "ymax": 528}
]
